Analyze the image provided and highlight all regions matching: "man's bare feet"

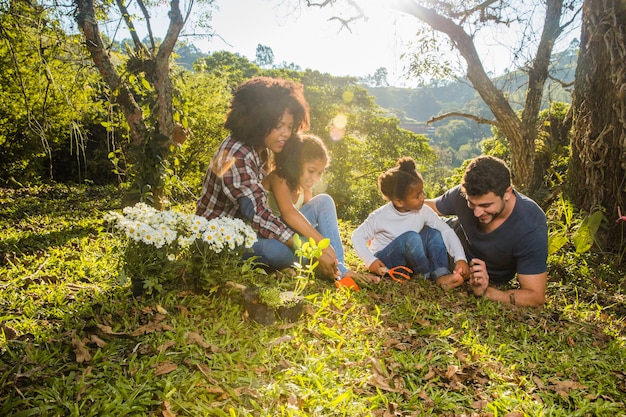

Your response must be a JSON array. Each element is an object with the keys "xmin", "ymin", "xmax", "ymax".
[{"xmin": 435, "ymin": 272, "xmax": 464, "ymax": 291}]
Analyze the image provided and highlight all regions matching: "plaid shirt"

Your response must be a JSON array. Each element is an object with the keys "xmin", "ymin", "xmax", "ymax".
[{"xmin": 196, "ymin": 136, "xmax": 295, "ymax": 243}]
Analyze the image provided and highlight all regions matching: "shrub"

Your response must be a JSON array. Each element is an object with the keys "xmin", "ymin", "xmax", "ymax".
[{"xmin": 105, "ymin": 202, "xmax": 257, "ymax": 294}]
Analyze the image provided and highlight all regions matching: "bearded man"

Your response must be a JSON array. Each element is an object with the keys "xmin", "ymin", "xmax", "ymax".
[{"xmin": 425, "ymin": 156, "xmax": 548, "ymax": 307}]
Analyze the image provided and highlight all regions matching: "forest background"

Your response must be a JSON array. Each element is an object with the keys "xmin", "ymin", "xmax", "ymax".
[
  {"xmin": 1, "ymin": 0, "xmax": 625, "ymax": 415},
  {"xmin": 0, "ymin": 0, "xmax": 582, "ymax": 223}
]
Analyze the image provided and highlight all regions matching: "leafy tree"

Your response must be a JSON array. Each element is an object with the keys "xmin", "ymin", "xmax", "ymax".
[
  {"xmin": 74, "ymin": 0, "xmax": 214, "ymax": 207},
  {"xmin": 0, "ymin": 1, "xmax": 102, "ymax": 185},
  {"xmin": 361, "ymin": 67, "xmax": 389, "ymax": 87},
  {"xmin": 194, "ymin": 50, "xmax": 261, "ymax": 88},
  {"xmin": 174, "ymin": 42, "xmax": 206, "ymax": 69},
  {"xmin": 255, "ymin": 44, "xmax": 275, "ymax": 68},
  {"xmin": 568, "ymin": 0, "xmax": 626, "ymax": 253},
  {"xmin": 173, "ymin": 71, "xmax": 230, "ymax": 195}
]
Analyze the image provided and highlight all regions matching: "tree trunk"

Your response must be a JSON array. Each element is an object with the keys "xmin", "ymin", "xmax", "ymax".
[
  {"xmin": 522, "ymin": 0, "xmax": 565, "ymax": 193},
  {"xmin": 568, "ymin": 0, "xmax": 626, "ymax": 251}
]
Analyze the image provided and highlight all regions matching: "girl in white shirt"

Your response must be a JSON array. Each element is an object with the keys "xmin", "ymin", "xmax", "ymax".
[{"xmin": 351, "ymin": 157, "xmax": 469, "ymax": 290}]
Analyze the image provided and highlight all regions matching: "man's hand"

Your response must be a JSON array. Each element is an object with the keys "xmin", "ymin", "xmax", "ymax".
[
  {"xmin": 468, "ymin": 258, "xmax": 489, "ymax": 297},
  {"xmin": 468, "ymin": 259, "xmax": 547, "ymax": 306}
]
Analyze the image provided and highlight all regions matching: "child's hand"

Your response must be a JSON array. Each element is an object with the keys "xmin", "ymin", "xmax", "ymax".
[
  {"xmin": 454, "ymin": 260, "xmax": 470, "ymax": 281},
  {"xmin": 368, "ymin": 259, "xmax": 388, "ymax": 276}
]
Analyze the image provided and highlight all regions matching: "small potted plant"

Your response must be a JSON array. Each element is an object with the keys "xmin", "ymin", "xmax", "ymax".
[{"xmin": 242, "ymin": 235, "xmax": 329, "ymax": 325}]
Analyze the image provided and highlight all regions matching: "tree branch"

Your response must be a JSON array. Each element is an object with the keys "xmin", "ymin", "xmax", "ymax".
[
  {"xmin": 154, "ymin": 0, "xmax": 184, "ymax": 138},
  {"xmin": 114, "ymin": 0, "xmax": 146, "ymax": 54},
  {"xmin": 427, "ymin": 112, "xmax": 497, "ymax": 126},
  {"xmin": 75, "ymin": 0, "xmax": 147, "ymax": 144},
  {"xmin": 548, "ymin": 73, "xmax": 574, "ymax": 89},
  {"xmin": 136, "ymin": 0, "xmax": 156, "ymax": 51}
]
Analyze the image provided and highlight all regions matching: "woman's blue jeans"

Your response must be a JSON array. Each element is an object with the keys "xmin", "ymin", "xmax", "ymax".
[
  {"xmin": 246, "ymin": 194, "xmax": 348, "ymax": 276},
  {"xmin": 374, "ymin": 228, "xmax": 450, "ymax": 280}
]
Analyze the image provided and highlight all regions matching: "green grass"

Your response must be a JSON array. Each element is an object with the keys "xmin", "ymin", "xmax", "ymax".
[{"xmin": 1, "ymin": 185, "xmax": 625, "ymax": 416}]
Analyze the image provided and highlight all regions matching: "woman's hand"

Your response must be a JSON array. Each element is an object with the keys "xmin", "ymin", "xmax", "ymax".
[{"xmin": 317, "ymin": 248, "xmax": 340, "ymax": 279}]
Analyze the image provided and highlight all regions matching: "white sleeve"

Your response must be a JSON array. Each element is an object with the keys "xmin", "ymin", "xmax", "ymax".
[
  {"xmin": 423, "ymin": 206, "xmax": 467, "ymax": 262},
  {"xmin": 351, "ymin": 214, "xmax": 379, "ymax": 268}
]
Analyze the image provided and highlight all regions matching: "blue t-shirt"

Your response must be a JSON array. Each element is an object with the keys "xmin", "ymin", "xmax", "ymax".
[{"xmin": 435, "ymin": 185, "xmax": 548, "ymax": 285}]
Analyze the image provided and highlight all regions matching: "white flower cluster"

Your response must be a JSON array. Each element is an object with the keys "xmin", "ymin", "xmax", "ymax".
[{"xmin": 105, "ymin": 202, "xmax": 257, "ymax": 254}]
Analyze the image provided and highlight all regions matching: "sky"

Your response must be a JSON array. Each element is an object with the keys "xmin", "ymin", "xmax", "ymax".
[
  {"xmin": 189, "ymin": 0, "xmax": 422, "ymax": 87},
  {"xmin": 129, "ymin": 0, "xmax": 580, "ymax": 88}
]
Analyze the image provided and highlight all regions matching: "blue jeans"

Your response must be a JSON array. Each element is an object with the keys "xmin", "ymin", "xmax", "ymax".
[
  {"xmin": 245, "ymin": 194, "xmax": 348, "ymax": 276},
  {"xmin": 374, "ymin": 228, "xmax": 450, "ymax": 280}
]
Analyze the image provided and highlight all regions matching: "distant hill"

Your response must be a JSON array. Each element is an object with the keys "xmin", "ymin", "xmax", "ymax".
[{"xmin": 367, "ymin": 51, "xmax": 576, "ymax": 123}]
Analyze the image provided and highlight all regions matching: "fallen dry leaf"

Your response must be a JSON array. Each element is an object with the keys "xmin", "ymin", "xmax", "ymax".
[
  {"xmin": 96, "ymin": 323, "xmax": 126, "ymax": 337},
  {"xmin": 368, "ymin": 356, "xmax": 387, "ymax": 377},
  {"xmin": 417, "ymin": 390, "xmax": 434, "ymax": 407},
  {"xmin": 0, "ymin": 323, "xmax": 18, "ymax": 340},
  {"xmin": 454, "ymin": 349, "xmax": 469, "ymax": 363},
  {"xmin": 130, "ymin": 322, "xmax": 173, "ymax": 337},
  {"xmin": 89, "ymin": 334, "xmax": 107, "ymax": 348},
  {"xmin": 72, "ymin": 335, "xmax": 91, "ymax": 363},
  {"xmin": 233, "ymin": 387, "xmax": 260, "ymax": 398},
  {"xmin": 158, "ymin": 340, "xmax": 177, "ymax": 353},
  {"xmin": 533, "ymin": 375, "xmax": 546, "ymax": 389},
  {"xmin": 287, "ymin": 392, "xmax": 298, "ymax": 408},
  {"xmin": 471, "ymin": 399, "xmax": 488, "ymax": 409},
  {"xmin": 445, "ymin": 365, "xmax": 459, "ymax": 379},
  {"xmin": 206, "ymin": 387, "xmax": 226, "ymax": 395},
  {"xmin": 268, "ymin": 335, "xmax": 293, "ymax": 347},
  {"xmin": 176, "ymin": 304, "xmax": 189, "ymax": 318},
  {"xmin": 383, "ymin": 338, "xmax": 401, "ymax": 347},
  {"xmin": 153, "ymin": 313, "xmax": 167, "ymax": 322},
  {"xmin": 423, "ymin": 367, "xmax": 436, "ymax": 381},
  {"xmin": 367, "ymin": 373, "xmax": 399, "ymax": 392},
  {"xmin": 153, "ymin": 361, "xmax": 177, "ymax": 376},
  {"xmin": 383, "ymin": 401, "xmax": 399, "ymax": 417},
  {"xmin": 206, "ymin": 386, "xmax": 229, "ymax": 400},
  {"xmin": 555, "ymin": 380, "xmax": 586, "ymax": 390},
  {"xmin": 550, "ymin": 379, "xmax": 587, "ymax": 396},
  {"xmin": 161, "ymin": 400, "xmax": 175, "ymax": 417},
  {"xmin": 186, "ymin": 332, "xmax": 211, "ymax": 349}
]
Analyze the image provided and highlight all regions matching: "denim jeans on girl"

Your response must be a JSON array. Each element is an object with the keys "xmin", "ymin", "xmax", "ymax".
[
  {"xmin": 246, "ymin": 194, "xmax": 348, "ymax": 276},
  {"xmin": 374, "ymin": 228, "xmax": 450, "ymax": 280}
]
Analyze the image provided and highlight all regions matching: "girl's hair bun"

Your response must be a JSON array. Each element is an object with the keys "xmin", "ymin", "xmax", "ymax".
[{"xmin": 398, "ymin": 157, "xmax": 416, "ymax": 173}]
